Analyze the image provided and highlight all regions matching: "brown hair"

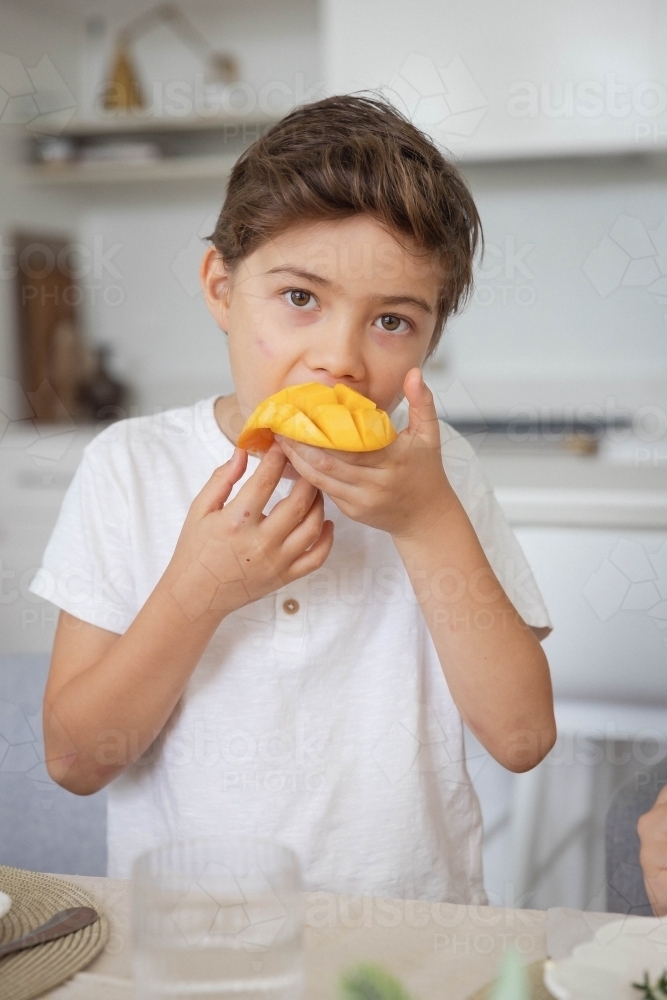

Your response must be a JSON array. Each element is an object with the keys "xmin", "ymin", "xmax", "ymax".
[{"xmin": 209, "ymin": 94, "xmax": 482, "ymax": 358}]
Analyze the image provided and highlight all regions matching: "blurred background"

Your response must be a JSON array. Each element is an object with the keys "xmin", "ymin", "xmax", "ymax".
[{"xmin": 0, "ymin": 0, "xmax": 666, "ymax": 912}]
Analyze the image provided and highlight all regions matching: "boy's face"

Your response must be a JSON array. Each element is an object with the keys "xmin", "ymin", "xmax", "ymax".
[{"xmin": 201, "ymin": 214, "xmax": 441, "ymax": 422}]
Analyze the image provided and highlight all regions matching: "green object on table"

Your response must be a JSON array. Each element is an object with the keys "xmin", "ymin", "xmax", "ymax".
[
  {"xmin": 633, "ymin": 969, "xmax": 667, "ymax": 999},
  {"xmin": 488, "ymin": 949, "xmax": 530, "ymax": 1000},
  {"xmin": 339, "ymin": 963, "xmax": 413, "ymax": 1000}
]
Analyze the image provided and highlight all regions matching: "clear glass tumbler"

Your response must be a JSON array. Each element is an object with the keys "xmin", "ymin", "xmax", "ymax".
[{"xmin": 132, "ymin": 836, "xmax": 303, "ymax": 1000}]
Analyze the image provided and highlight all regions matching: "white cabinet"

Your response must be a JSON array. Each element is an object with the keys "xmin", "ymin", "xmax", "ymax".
[
  {"xmin": 460, "ymin": 450, "xmax": 667, "ymax": 909},
  {"xmin": 322, "ymin": 0, "xmax": 667, "ymax": 158},
  {"xmin": 515, "ymin": 526, "xmax": 667, "ymax": 705},
  {"xmin": 0, "ymin": 429, "xmax": 97, "ymax": 654},
  {"xmin": 468, "ymin": 521, "xmax": 667, "ymax": 911}
]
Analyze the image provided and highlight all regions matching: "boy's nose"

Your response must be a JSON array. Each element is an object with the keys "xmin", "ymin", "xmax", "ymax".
[{"xmin": 307, "ymin": 320, "xmax": 365, "ymax": 381}]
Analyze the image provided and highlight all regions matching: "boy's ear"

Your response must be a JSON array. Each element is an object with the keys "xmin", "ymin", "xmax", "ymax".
[{"xmin": 200, "ymin": 247, "xmax": 232, "ymax": 329}]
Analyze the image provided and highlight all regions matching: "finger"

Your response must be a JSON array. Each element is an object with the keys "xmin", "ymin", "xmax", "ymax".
[
  {"xmin": 190, "ymin": 448, "xmax": 248, "ymax": 517},
  {"xmin": 230, "ymin": 441, "xmax": 289, "ymax": 519},
  {"xmin": 280, "ymin": 489, "xmax": 325, "ymax": 560},
  {"xmin": 656, "ymin": 784, "xmax": 667, "ymax": 807},
  {"xmin": 276, "ymin": 438, "xmax": 362, "ymax": 502},
  {"xmin": 287, "ymin": 519, "xmax": 334, "ymax": 579},
  {"xmin": 263, "ymin": 475, "xmax": 319, "ymax": 541},
  {"xmin": 276, "ymin": 433, "xmax": 386, "ymax": 469},
  {"xmin": 276, "ymin": 435, "xmax": 385, "ymax": 481},
  {"xmin": 403, "ymin": 367, "xmax": 441, "ymax": 445}
]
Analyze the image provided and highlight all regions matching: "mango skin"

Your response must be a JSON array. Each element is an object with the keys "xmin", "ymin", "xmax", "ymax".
[{"xmin": 237, "ymin": 382, "xmax": 397, "ymax": 453}]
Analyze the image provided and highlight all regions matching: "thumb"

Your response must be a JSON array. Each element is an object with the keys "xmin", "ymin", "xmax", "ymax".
[
  {"xmin": 403, "ymin": 368, "xmax": 440, "ymax": 444},
  {"xmin": 192, "ymin": 447, "xmax": 248, "ymax": 517}
]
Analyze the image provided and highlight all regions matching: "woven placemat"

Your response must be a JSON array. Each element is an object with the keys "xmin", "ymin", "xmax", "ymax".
[
  {"xmin": 466, "ymin": 959, "xmax": 552, "ymax": 1000},
  {"xmin": 0, "ymin": 866, "xmax": 110, "ymax": 1000}
]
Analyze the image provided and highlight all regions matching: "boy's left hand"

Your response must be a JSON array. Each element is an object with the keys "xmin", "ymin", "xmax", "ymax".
[{"xmin": 275, "ymin": 368, "xmax": 457, "ymax": 538}]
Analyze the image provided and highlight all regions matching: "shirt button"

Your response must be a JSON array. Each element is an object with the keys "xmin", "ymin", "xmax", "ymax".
[{"xmin": 282, "ymin": 598, "xmax": 300, "ymax": 615}]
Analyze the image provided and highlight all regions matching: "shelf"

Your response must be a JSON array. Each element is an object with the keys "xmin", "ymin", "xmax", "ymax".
[
  {"xmin": 45, "ymin": 112, "xmax": 285, "ymax": 138},
  {"xmin": 23, "ymin": 153, "xmax": 239, "ymax": 185},
  {"xmin": 451, "ymin": 135, "xmax": 667, "ymax": 165}
]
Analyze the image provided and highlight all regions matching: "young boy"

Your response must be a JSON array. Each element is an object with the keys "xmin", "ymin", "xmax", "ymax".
[{"xmin": 31, "ymin": 96, "xmax": 555, "ymax": 903}]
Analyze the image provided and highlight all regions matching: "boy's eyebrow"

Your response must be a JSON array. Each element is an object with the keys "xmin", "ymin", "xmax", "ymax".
[{"xmin": 266, "ymin": 267, "xmax": 433, "ymax": 314}]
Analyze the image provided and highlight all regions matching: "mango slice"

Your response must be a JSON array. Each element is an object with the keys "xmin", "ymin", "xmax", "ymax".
[{"xmin": 237, "ymin": 382, "xmax": 397, "ymax": 453}]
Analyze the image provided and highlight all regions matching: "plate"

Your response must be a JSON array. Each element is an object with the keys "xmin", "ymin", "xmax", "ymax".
[
  {"xmin": 544, "ymin": 917, "xmax": 667, "ymax": 999},
  {"xmin": 0, "ymin": 891, "xmax": 11, "ymax": 919}
]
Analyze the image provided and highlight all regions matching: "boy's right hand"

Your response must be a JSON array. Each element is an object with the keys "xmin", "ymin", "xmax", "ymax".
[{"xmin": 165, "ymin": 442, "xmax": 334, "ymax": 622}]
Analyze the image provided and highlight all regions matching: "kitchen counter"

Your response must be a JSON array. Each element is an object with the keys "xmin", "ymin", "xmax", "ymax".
[
  {"xmin": 478, "ymin": 451, "xmax": 667, "ymax": 529},
  {"xmin": 1, "ymin": 422, "xmax": 665, "ymax": 535}
]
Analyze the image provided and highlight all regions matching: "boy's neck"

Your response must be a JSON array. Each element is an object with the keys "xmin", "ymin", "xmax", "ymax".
[{"xmin": 213, "ymin": 393, "xmax": 243, "ymax": 446}]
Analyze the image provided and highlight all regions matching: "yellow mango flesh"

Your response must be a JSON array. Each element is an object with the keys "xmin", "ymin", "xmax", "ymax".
[{"xmin": 237, "ymin": 382, "xmax": 397, "ymax": 452}]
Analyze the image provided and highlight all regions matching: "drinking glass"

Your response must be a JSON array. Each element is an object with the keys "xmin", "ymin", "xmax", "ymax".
[{"xmin": 132, "ymin": 836, "xmax": 303, "ymax": 1000}]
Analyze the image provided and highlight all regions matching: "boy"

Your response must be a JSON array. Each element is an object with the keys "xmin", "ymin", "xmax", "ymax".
[{"xmin": 31, "ymin": 96, "xmax": 555, "ymax": 903}]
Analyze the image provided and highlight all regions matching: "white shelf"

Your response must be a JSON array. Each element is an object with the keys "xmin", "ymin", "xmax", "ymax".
[
  {"xmin": 455, "ymin": 137, "xmax": 667, "ymax": 165},
  {"xmin": 48, "ymin": 112, "xmax": 285, "ymax": 137},
  {"xmin": 28, "ymin": 138, "xmax": 667, "ymax": 189},
  {"xmin": 24, "ymin": 153, "xmax": 239, "ymax": 185}
]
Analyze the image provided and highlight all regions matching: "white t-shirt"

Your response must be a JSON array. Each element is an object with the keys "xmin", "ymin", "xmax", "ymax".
[{"xmin": 30, "ymin": 396, "xmax": 551, "ymax": 901}]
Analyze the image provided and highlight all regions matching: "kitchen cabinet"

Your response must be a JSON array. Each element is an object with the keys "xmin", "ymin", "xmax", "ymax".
[
  {"xmin": 472, "ymin": 447, "xmax": 667, "ymax": 910},
  {"xmin": 322, "ymin": 0, "xmax": 667, "ymax": 159},
  {"xmin": 0, "ymin": 427, "xmax": 98, "ymax": 655},
  {"xmin": 479, "ymin": 450, "xmax": 667, "ymax": 702},
  {"xmin": 516, "ymin": 526, "xmax": 667, "ymax": 705}
]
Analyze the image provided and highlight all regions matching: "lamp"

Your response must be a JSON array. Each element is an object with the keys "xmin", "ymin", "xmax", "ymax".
[{"xmin": 102, "ymin": 3, "xmax": 238, "ymax": 112}]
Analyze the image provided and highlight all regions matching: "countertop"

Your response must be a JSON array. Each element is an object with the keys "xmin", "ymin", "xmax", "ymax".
[
  {"xmin": 1, "ymin": 423, "xmax": 666, "ymax": 530},
  {"xmin": 478, "ymin": 450, "xmax": 667, "ymax": 528}
]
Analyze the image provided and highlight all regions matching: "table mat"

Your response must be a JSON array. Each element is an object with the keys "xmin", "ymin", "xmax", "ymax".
[
  {"xmin": 466, "ymin": 959, "xmax": 551, "ymax": 1000},
  {"xmin": 0, "ymin": 866, "xmax": 110, "ymax": 1000}
]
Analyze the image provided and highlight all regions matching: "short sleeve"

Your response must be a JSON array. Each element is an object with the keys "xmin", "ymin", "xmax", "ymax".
[
  {"xmin": 439, "ymin": 421, "xmax": 553, "ymax": 633},
  {"xmin": 28, "ymin": 434, "xmax": 136, "ymax": 634}
]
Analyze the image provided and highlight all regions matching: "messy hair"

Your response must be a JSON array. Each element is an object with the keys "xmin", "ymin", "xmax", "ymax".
[{"xmin": 209, "ymin": 94, "xmax": 482, "ymax": 358}]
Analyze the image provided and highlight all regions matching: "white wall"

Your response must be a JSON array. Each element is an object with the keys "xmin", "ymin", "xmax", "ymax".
[
  {"xmin": 1, "ymin": 0, "xmax": 322, "ymax": 417},
  {"xmin": 441, "ymin": 154, "xmax": 667, "ymax": 383},
  {"xmin": 0, "ymin": 1, "xmax": 86, "ymax": 418},
  {"xmin": 77, "ymin": 154, "xmax": 667, "ymax": 417},
  {"xmin": 2, "ymin": 0, "xmax": 665, "ymax": 421},
  {"xmin": 78, "ymin": 194, "xmax": 236, "ymax": 412}
]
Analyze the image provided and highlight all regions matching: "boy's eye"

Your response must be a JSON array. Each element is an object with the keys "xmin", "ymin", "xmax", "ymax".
[
  {"xmin": 375, "ymin": 314, "xmax": 410, "ymax": 334},
  {"xmin": 285, "ymin": 289, "xmax": 316, "ymax": 309}
]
